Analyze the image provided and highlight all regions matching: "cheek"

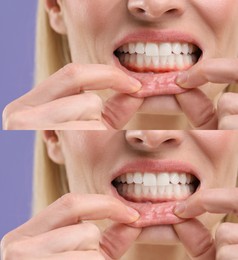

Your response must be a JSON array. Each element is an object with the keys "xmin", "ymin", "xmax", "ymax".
[
  {"xmin": 193, "ymin": 0, "xmax": 238, "ymax": 29},
  {"xmin": 193, "ymin": 0, "xmax": 238, "ymax": 55},
  {"xmin": 64, "ymin": 1, "xmax": 122, "ymax": 35}
]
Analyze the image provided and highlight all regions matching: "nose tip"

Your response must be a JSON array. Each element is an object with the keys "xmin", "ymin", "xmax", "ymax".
[
  {"xmin": 128, "ymin": 0, "xmax": 185, "ymax": 22},
  {"xmin": 125, "ymin": 130, "xmax": 183, "ymax": 152}
]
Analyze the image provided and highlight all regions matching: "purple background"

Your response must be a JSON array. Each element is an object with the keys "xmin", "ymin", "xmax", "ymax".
[
  {"xmin": 0, "ymin": 1, "xmax": 37, "ymax": 239},
  {"xmin": 0, "ymin": 1, "xmax": 37, "ymax": 129}
]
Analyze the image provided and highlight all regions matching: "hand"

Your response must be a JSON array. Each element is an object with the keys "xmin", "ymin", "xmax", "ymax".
[
  {"xmin": 175, "ymin": 59, "xmax": 238, "ymax": 129},
  {"xmin": 2, "ymin": 63, "xmax": 143, "ymax": 130},
  {"xmin": 1, "ymin": 193, "xmax": 141, "ymax": 260},
  {"xmin": 173, "ymin": 188, "xmax": 238, "ymax": 259}
]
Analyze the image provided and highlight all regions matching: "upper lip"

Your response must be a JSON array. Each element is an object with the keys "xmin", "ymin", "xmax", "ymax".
[
  {"xmin": 110, "ymin": 159, "xmax": 201, "ymax": 183},
  {"xmin": 113, "ymin": 29, "xmax": 203, "ymax": 53}
]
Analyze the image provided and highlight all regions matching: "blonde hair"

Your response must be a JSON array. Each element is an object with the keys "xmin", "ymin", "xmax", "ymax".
[{"xmin": 33, "ymin": 0, "xmax": 238, "ymax": 226}]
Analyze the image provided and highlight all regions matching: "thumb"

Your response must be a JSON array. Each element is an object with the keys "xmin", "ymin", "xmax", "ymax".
[
  {"xmin": 103, "ymin": 94, "xmax": 144, "ymax": 129},
  {"xmin": 100, "ymin": 223, "xmax": 142, "ymax": 259},
  {"xmin": 174, "ymin": 219, "xmax": 215, "ymax": 260},
  {"xmin": 176, "ymin": 89, "xmax": 218, "ymax": 129}
]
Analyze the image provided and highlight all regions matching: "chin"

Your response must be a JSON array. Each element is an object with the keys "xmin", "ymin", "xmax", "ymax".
[
  {"xmin": 138, "ymin": 95, "xmax": 183, "ymax": 115},
  {"xmin": 136, "ymin": 225, "xmax": 181, "ymax": 245}
]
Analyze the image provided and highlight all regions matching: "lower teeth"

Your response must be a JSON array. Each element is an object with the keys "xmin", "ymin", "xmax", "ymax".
[
  {"xmin": 117, "ymin": 183, "xmax": 195, "ymax": 202},
  {"xmin": 118, "ymin": 53, "xmax": 197, "ymax": 73}
]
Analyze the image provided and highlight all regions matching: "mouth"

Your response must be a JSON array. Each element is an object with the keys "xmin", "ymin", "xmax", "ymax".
[
  {"xmin": 115, "ymin": 42, "xmax": 201, "ymax": 73},
  {"xmin": 111, "ymin": 162, "xmax": 200, "ymax": 227},
  {"xmin": 113, "ymin": 35, "xmax": 202, "ymax": 97}
]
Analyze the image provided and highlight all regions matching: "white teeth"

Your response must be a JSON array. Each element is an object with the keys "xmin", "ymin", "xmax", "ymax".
[
  {"xmin": 117, "ymin": 42, "xmax": 198, "ymax": 71},
  {"xmin": 165, "ymin": 185, "xmax": 173, "ymax": 198},
  {"xmin": 128, "ymin": 184, "xmax": 134, "ymax": 196},
  {"xmin": 174, "ymin": 184, "xmax": 181, "ymax": 197},
  {"xmin": 180, "ymin": 173, "xmax": 187, "ymax": 185},
  {"xmin": 172, "ymin": 42, "xmax": 182, "ymax": 55},
  {"xmin": 168, "ymin": 55, "xmax": 175, "ymax": 69},
  {"xmin": 126, "ymin": 173, "xmax": 134, "ymax": 184},
  {"xmin": 119, "ymin": 42, "xmax": 197, "ymax": 56},
  {"xmin": 123, "ymin": 44, "xmax": 129, "ymax": 53},
  {"xmin": 145, "ymin": 43, "xmax": 159, "ymax": 56},
  {"xmin": 117, "ymin": 172, "xmax": 196, "ymax": 186},
  {"xmin": 159, "ymin": 43, "xmax": 172, "ymax": 56},
  {"xmin": 142, "ymin": 185, "xmax": 150, "ymax": 196},
  {"xmin": 129, "ymin": 43, "xmax": 136, "ymax": 54},
  {"xmin": 152, "ymin": 56, "xmax": 160, "ymax": 67},
  {"xmin": 150, "ymin": 186, "xmax": 157, "ymax": 196},
  {"xmin": 134, "ymin": 184, "xmax": 142, "ymax": 196},
  {"xmin": 135, "ymin": 42, "xmax": 145, "ymax": 54},
  {"xmin": 158, "ymin": 185, "xmax": 166, "ymax": 196},
  {"xmin": 136, "ymin": 54, "xmax": 144, "ymax": 68},
  {"xmin": 175, "ymin": 55, "xmax": 184, "ymax": 69},
  {"xmin": 157, "ymin": 173, "xmax": 170, "ymax": 186},
  {"xmin": 182, "ymin": 43, "xmax": 189, "ymax": 55},
  {"xmin": 133, "ymin": 172, "xmax": 143, "ymax": 184},
  {"xmin": 170, "ymin": 173, "xmax": 180, "ymax": 185},
  {"xmin": 115, "ymin": 173, "xmax": 197, "ymax": 200},
  {"xmin": 186, "ymin": 173, "xmax": 191, "ymax": 184},
  {"xmin": 143, "ymin": 173, "xmax": 157, "ymax": 186},
  {"xmin": 145, "ymin": 56, "xmax": 152, "ymax": 67}
]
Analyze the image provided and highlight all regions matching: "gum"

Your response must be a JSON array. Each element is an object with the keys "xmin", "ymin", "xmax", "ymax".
[
  {"xmin": 128, "ymin": 201, "xmax": 184, "ymax": 227},
  {"xmin": 128, "ymin": 71, "xmax": 187, "ymax": 98}
]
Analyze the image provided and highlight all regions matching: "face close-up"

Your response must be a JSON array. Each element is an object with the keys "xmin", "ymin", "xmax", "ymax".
[
  {"xmin": 50, "ymin": 0, "xmax": 238, "ymax": 119},
  {"xmin": 48, "ymin": 130, "xmax": 238, "ymax": 248}
]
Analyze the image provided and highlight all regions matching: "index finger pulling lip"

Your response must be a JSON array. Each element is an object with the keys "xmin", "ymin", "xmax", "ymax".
[
  {"xmin": 23, "ymin": 64, "xmax": 141, "ymax": 106},
  {"xmin": 17, "ymin": 194, "xmax": 139, "ymax": 237},
  {"xmin": 174, "ymin": 188, "xmax": 238, "ymax": 218}
]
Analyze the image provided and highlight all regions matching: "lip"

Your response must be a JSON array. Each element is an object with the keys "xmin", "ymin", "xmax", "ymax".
[
  {"xmin": 113, "ymin": 30, "xmax": 203, "ymax": 97},
  {"xmin": 110, "ymin": 159, "xmax": 200, "ymax": 227}
]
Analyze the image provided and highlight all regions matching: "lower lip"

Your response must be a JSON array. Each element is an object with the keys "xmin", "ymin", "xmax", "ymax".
[
  {"xmin": 114, "ymin": 55, "xmax": 188, "ymax": 97},
  {"xmin": 112, "ymin": 186, "xmax": 184, "ymax": 227}
]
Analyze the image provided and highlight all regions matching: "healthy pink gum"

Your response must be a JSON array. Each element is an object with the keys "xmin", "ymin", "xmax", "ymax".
[
  {"xmin": 128, "ymin": 71, "xmax": 187, "ymax": 98},
  {"xmin": 128, "ymin": 201, "xmax": 184, "ymax": 228}
]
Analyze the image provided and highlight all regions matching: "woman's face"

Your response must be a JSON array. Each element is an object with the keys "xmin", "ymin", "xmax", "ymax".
[
  {"xmin": 54, "ymin": 130, "xmax": 238, "ymax": 244},
  {"xmin": 54, "ymin": 0, "xmax": 238, "ymax": 115}
]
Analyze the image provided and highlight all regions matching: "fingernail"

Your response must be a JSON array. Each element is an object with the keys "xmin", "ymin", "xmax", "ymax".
[
  {"xmin": 176, "ymin": 72, "xmax": 189, "ymax": 88},
  {"xmin": 126, "ymin": 206, "xmax": 140, "ymax": 221},
  {"xmin": 174, "ymin": 203, "xmax": 186, "ymax": 216},
  {"xmin": 129, "ymin": 77, "xmax": 142, "ymax": 91}
]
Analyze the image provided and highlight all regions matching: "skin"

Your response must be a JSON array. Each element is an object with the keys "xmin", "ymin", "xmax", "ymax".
[
  {"xmin": 2, "ymin": 0, "xmax": 238, "ymax": 129},
  {"xmin": 2, "ymin": 131, "xmax": 238, "ymax": 259}
]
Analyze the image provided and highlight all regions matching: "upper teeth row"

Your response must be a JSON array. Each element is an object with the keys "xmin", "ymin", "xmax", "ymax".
[
  {"xmin": 115, "ymin": 172, "xmax": 195, "ymax": 186},
  {"xmin": 118, "ymin": 42, "xmax": 197, "ymax": 57}
]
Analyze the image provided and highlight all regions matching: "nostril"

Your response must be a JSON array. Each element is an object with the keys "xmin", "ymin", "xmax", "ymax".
[
  {"xmin": 136, "ymin": 8, "xmax": 146, "ymax": 14},
  {"xmin": 132, "ymin": 137, "xmax": 144, "ymax": 144}
]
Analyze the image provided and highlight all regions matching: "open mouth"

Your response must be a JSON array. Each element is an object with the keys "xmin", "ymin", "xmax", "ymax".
[
  {"xmin": 114, "ymin": 41, "xmax": 202, "ymax": 97},
  {"xmin": 114, "ymin": 42, "xmax": 201, "ymax": 73},
  {"xmin": 112, "ymin": 170, "xmax": 200, "ymax": 227}
]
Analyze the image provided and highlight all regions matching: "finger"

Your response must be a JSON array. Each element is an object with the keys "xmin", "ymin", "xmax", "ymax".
[
  {"xmin": 176, "ymin": 89, "xmax": 218, "ymax": 129},
  {"xmin": 103, "ymin": 94, "xmax": 144, "ymax": 129},
  {"xmin": 20, "ymin": 64, "xmax": 142, "ymax": 106},
  {"xmin": 44, "ymin": 251, "xmax": 105, "ymax": 260},
  {"xmin": 216, "ymin": 244, "xmax": 238, "ymax": 260},
  {"xmin": 174, "ymin": 188, "xmax": 238, "ymax": 219},
  {"xmin": 100, "ymin": 223, "xmax": 142, "ymax": 259},
  {"xmin": 176, "ymin": 58, "xmax": 238, "ymax": 88},
  {"xmin": 4, "ymin": 93, "xmax": 103, "ymax": 130},
  {"xmin": 215, "ymin": 223, "xmax": 238, "ymax": 249},
  {"xmin": 174, "ymin": 219, "xmax": 215, "ymax": 260},
  {"xmin": 45, "ymin": 120, "xmax": 107, "ymax": 130},
  {"xmin": 217, "ymin": 93, "xmax": 238, "ymax": 129},
  {"xmin": 14, "ymin": 223, "xmax": 101, "ymax": 257},
  {"xmin": 16, "ymin": 194, "xmax": 139, "ymax": 237}
]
